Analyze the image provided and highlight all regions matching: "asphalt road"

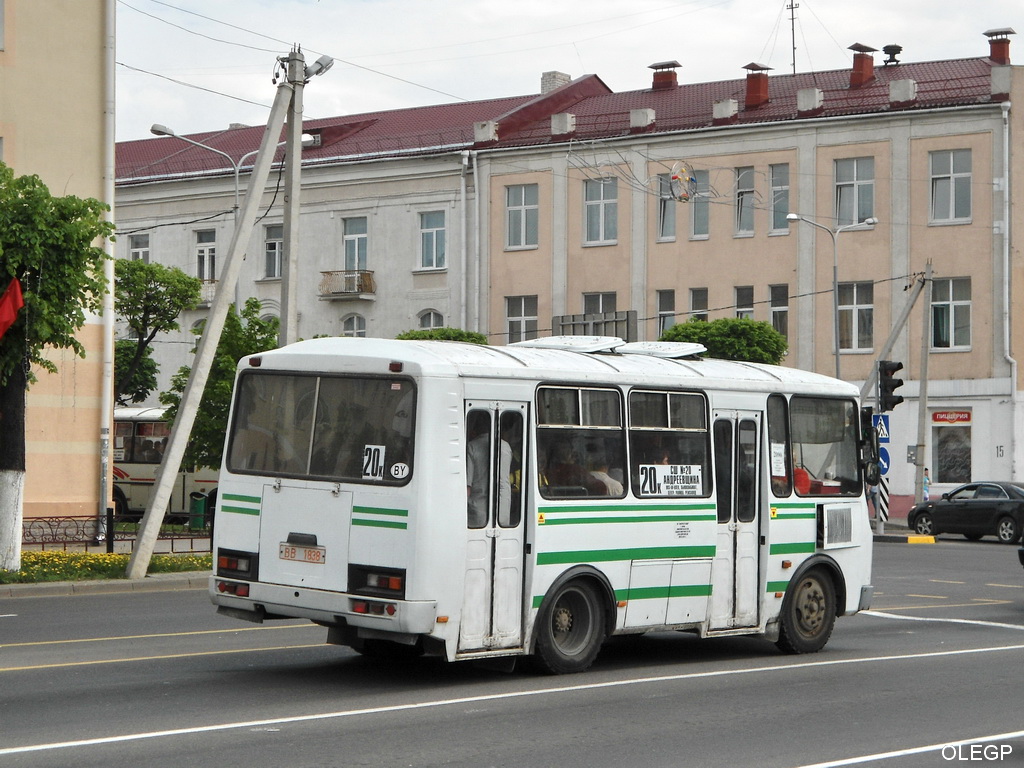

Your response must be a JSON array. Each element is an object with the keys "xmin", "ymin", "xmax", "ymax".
[{"xmin": 2, "ymin": 540, "xmax": 1022, "ymax": 768}]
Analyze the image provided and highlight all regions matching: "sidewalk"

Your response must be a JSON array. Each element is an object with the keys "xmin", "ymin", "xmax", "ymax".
[{"xmin": 1, "ymin": 570, "xmax": 211, "ymax": 599}]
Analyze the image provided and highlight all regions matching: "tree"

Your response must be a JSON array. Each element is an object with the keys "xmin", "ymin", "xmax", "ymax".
[
  {"xmin": 114, "ymin": 339, "xmax": 158, "ymax": 405},
  {"xmin": 660, "ymin": 318, "xmax": 788, "ymax": 364},
  {"xmin": 0, "ymin": 163, "xmax": 114, "ymax": 571},
  {"xmin": 395, "ymin": 327, "xmax": 488, "ymax": 344},
  {"xmin": 159, "ymin": 297, "xmax": 279, "ymax": 471},
  {"xmin": 114, "ymin": 259, "xmax": 201, "ymax": 405}
]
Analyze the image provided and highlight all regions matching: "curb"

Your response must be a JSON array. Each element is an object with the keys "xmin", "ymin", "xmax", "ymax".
[
  {"xmin": 0, "ymin": 571, "xmax": 211, "ymax": 599},
  {"xmin": 874, "ymin": 533, "xmax": 936, "ymax": 544}
]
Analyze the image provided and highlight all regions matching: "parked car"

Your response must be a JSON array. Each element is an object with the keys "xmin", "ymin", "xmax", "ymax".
[{"xmin": 907, "ymin": 482, "xmax": 1024, "ymax": 544}]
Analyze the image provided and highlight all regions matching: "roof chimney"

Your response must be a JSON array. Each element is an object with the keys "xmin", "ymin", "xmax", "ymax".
[
  {"xmin": 743, "ymin": 62, "xmax": 772, "ymax": 109},
  {"xmin": 649, "ymin": 60, "xmax": 680, "ymax": 91},
  {"xmin": 985, "ymin": 28, "xmax": 1015, "ymax": 65},
  {"xmin": 541, "ymin": 71, "xmax": 571, "ymax": 94},
  {"xmin": 848, "ymin": 43, "xmax": 877, "ymax": 89}
]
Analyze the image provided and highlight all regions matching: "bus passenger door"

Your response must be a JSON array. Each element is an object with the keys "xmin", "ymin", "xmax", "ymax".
[
  {"xmin": 709, "ymin": 411, "xmax": 762, "ymax": 631},
  {"xmin": 459, "ymin": 402, "xmax": 527, "ymax": 652}
]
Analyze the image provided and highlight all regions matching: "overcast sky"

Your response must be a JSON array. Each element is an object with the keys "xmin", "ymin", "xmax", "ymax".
[{"xmin": 115, "ymin": 0, "xmax": 1021, "ymax": 142}]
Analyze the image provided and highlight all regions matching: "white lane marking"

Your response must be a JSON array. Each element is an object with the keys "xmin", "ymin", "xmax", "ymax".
[
  {"xmin": 792, "ymin": 729, "xmax": 1024, "ymax": 768},
  {"xmin": 2, "ymin": 642, "xmax": 1024, "ymax": 756},
  {"xmin": 0, "ymin": 614, "xmax": 17, "ymax": 618},
  {"xmin": 864, "ymin": 610, "xmax": 1024, "ymax": 631}
]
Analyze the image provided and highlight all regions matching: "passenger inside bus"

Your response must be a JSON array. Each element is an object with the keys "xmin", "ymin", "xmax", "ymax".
[
  {"xmin": 585, "ymin": 442, "xmax": 623, "ymax": 496},
  {"xmin": 542, "ymin": 439, "xmax": 606, "ymax": 497}
]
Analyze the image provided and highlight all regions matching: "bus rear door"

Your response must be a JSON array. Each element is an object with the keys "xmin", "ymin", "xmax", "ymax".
[
  {"xmin": 460, "ymin": 402, "xmax": 527, "ymax": 652},
  {"xmin": 710, "ymin": 410, "xmax": 762, "ymax": 630}
]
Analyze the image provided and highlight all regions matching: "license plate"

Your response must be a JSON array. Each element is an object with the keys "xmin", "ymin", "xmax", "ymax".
[{"xmin": 279, "ymin": 543, "xmax": 326, "ymax": 564}]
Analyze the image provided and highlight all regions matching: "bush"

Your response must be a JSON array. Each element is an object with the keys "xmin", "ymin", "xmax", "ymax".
[
  {"xmin": 395, "ymin": 327, "xmax": 488, "ymax": 344},
  {"xmin": 0, "ymin": 551, "xmax": 212, "ymax": 583}
]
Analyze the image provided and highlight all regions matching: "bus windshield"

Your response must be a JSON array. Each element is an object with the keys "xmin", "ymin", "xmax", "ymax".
[
  {"xmin": 790, "ymin": 396, "xmax": 860, "ymax": 495},
  {"xmin": 227, "ymin": 372, "xmax": 415, "ymax": 484}
]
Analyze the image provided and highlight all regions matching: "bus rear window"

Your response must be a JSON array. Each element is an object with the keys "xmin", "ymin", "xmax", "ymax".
[{"xmin": 227, "ymin": 372, "xmax": 414, "ymax": 484}]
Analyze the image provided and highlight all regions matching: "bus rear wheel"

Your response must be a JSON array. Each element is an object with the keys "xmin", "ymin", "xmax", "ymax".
[
  {"xmin": 533, "ymin": 580, "xmax": 606, "ymax": 674},
  {"xmin": 776, "ymin": 567, "xmax": 836, "ymax": 654}
]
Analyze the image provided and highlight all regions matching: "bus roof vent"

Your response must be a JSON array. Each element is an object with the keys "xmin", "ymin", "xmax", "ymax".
[
  {"xmin": 615, "ymin": 341, "xmax": 707, "ymax": 359},
  {"xmin": 509, "ymin": 336, "xmax": 625, "ymax": 353}
]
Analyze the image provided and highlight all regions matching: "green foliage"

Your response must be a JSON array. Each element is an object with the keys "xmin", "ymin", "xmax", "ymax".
[
  {"xmin": 0, "ymin": 162, "xmax": 114, "ymax": 387},
  {"xmin": 114, "ymin": 259, "xmax": 201, "ymax": 404},
  {"xmin": 395, "ymin": 327, "xmax": 488, "ymax": 344},
  {"xmin": 160, "ymin": 297, "xmax": 279, "ymax": 470},
  {"xmin": 660, "ymin": 318, "xmax": 788, "ymax": 364},
  {"xmin": 114, "ymin": 338, "xmax": 158, "ymax": 405},
  {"xmin": 0, "ymin": 551, "xmax": 211, "ymax": 583}
]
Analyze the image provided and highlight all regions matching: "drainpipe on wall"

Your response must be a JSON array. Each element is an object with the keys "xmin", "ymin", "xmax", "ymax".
[
  {"xmin": 472, "ymin": 151, "xmax": 481, "ymax": 332},
  {"xmin": 98, "ymin": 0, "xmax": 116, "ymax": 536},
  {"xmin": 460, "ymin": 150, "xmax": 469, "ymax": 331},
  {"xmin": 1001, "ymin": 100, "xmax": 1017, "ymax": 479}
]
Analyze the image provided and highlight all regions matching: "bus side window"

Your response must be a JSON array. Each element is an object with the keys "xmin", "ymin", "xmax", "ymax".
[
  {"xmin": 466, "ymin": 410, "xmax": 491, "ymax": 528},
  {"xmin": 767, "ymin": 394, "xmax": 792, "ymax": 497}
]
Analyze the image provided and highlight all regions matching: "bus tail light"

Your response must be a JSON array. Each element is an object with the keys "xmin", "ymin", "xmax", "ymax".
[
  {"xmin": 349, "ymin": 564, "xmax": 406, "ymax": 599},
  {"xmin": 216, "ymin": 580, "xmax": 250, "ymax": 597},
  {"xmin": 351, "ymin": 599, "xmax": 397, "ymax": 616},
  {"xmin": 217, "ymin": 548, "xmax": 259, "ymax": 580}
]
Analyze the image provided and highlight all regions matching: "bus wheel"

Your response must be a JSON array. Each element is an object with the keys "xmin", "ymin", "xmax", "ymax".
[
  {"xmin": 533, "ymin": 580, "xmax": 606, "ymax": 674},
  {"xmin": 113, "ymin": 488, "xmax": 133, "ymax": 522},
  {"xmin": 776, "ymin": 568, "xmax": 836, "ymax": 654}
]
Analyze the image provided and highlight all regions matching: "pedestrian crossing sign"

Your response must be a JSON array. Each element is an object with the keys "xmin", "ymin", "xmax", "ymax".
[{"xmin": 873, "ymin": 414, "xmax": 890, "ymax": 443}]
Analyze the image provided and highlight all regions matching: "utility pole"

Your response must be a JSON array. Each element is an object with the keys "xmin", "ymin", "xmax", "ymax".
[
  {"xmin": 787, "ymin": 2, "xmax": 799, "ymax": 75},
  {"xmin": 913, "ymin": 262, "xmax": 933, "ymax": 503},
  {"xmin": 280, "ymin": 47, "xmax": 305, "ymax": 347}
]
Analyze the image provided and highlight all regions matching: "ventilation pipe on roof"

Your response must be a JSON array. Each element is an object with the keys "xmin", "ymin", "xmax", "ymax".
[
  {"xmin": 541, "ymin": 71, "xmax": 571, "ymax": 94},
  {"xmin": 743, "ymin": 62, "xmax": 771, "ymax": 109},
  {"xmin": 985, "ymin": 28, "xmax": 1015, "ymax": 65},
  {"xmin": 848, "ymin": 43, "xmax": 877, "ymax": 88},
  {"xmin": 882, "ymin": 45, "xmax": 902, "ymax": 66},
  {"xmin": 649, "ymin": 61, "xmax": 680, "ymax": 91}
]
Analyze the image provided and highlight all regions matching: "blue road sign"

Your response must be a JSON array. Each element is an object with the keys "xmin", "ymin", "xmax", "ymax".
[
  {"xmin": 873, "ymin": 414, "xmax": 891, "ymax": 443},
  {"xmin": 878, "ymin": 446, "xmax": 890, "ymax": 476}
]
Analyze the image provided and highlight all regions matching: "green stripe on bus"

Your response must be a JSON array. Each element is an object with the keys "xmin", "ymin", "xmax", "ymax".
[
  {"xmin": 223, "ymin": 493, "xmax": 261, "ymax": 504},
  {"xmin": 537, "ymin": 545, "xmax": 716, "ymax": 566},
  {"xmin": 619, "ymin": 584, "xmax": 714, "ymax": 600},
  {"xmin": 770, "ymin": 541, "xmax": 816, "ymax": 555},
  {"xmin": 772, "ymin": 512, "xmax": 817, "ymax": 520},
  {"xmin": 352, "ymin": 518, "xmax": 408, "ymax": 530},
  {"xmin": 540, "ymin": 503, "xmax": 717, "ymax": 514},
  {"xmin": 222, "ymin": 505, "xmax": 260, "ymax": 516},
  {"xmin": 767, "ymin": 580, "xmax": 791, "ymax": 592},
  {"xmin": 542, "ymin": 515, "xmax": 716, "ymax": 526},
  {"xmin": 353, "ymin": 506, "xmax": 409, "ymax": 518}
]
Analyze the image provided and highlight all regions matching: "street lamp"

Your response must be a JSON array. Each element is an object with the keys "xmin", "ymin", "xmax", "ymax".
[
  {"xmin": 150, "ymin": 124, "xmax": 242, "ymax": 214},
  {"xmin": 787, "ymin": 212, "xmax": 878, "ymax": 380}
]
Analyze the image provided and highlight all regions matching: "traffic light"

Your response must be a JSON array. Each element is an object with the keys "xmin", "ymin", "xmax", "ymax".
[{"xmin": 878, "ymin": 360, "xmax": 904, "ymax": 412}]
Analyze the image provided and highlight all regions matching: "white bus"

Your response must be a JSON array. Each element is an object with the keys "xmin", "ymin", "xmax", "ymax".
[
  {"xmin": 113, "ymin": 406, "xmax": 218, "ymax": 524},
  {"xmin": 210, "ymin": 336, "xmax": 877, "ymax": 673}
]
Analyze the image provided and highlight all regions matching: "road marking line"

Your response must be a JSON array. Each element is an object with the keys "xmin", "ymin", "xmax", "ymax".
[
  {"xmin": 2, "ymin": 642, "xmax": 1024, "ymax": 756},
  {"xmin": 2, "ymin": 622, "xmax": 315, "ymax": 648},
  {"xmin": 864, "ymin": 610, "xmax": 1024, "ymax": 631},
  {"xmin": 876, "ymin": 600, "xmax": 1009, "ymax": 611},
  {"xmin": 0, "ymin": 614, "xmax": 17, "ymax": 618},
  {"xmin": 986, "ymin": 583, "xmax": 1023, "ymax": 589},
  {"xmin": 792, "ymin": 729, "xmax": 1024, "ymax": 768},
  {"xmin": 904, "ymin": 594, "xmax": 946, "ymax": 599},
  {"xmin": 0, "ymin": 644, "xmax": 324, "ymax": 673},
  {"xmin": 930, "ymin": 579, "xmax": 965, "ymax": 584}
]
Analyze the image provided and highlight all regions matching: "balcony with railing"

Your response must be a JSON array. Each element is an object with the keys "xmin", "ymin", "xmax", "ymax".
[
  {"xmin": 198, "ymin": 279, "xmax": 218, "ymax": 306},
  {"xmin": 318, "ymin": 270, "xmax": 376, "ymax": 300}
]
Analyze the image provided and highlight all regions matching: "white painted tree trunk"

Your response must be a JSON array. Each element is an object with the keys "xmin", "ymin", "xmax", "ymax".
[{"xmin": 0, "ymin": 469, "xmax": 25, "ymax": 571}]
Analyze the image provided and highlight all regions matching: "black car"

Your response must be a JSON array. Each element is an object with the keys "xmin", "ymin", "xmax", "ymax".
[{"xmin": 907, "ymin": 482, "xmax": 1024, "ymax": 544}]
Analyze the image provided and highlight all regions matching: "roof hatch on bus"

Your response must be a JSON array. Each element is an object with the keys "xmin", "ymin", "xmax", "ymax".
[
  {"xmin": 510, "ymin": 336, "xmax": 625, "ymax": 353},
  {"xmin": 615, "ymin": 341, "xmax": 707, "ymax": 359}
]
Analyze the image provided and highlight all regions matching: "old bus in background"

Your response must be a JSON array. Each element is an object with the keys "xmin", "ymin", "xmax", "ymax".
[
  {"xmin": 210, "ymin": 337, "xmax": 878, "ymax": 674},
  {"xmin": 112, "ymin": 406, "xmax": 218, "ymax": 524}
]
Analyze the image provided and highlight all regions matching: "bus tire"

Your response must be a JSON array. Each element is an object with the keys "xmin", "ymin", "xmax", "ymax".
[
  {"xmin": 113, "ymin": 487, "xmax": 134, "ymax": 522},
  {"xmin": 775, "ymin": 567, "xmax": 836, "ymax": 655},
  {"xmin": 533, "ymin": 579, "xmax": 606, "ymax": 674}
]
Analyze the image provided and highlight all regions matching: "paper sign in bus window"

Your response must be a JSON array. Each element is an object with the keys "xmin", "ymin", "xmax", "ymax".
[
  {"xmin": 362, "ymin": 444, "xmax": 386, "ymax": 480},
  {"xmin": 638, "ymin": 464, "xmax": 702, "ymax": 496}
]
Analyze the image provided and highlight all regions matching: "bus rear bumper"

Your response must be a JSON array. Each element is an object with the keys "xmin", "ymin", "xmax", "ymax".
[{"xmin": 210, "ymin": 578, "xmax": 437, "ymax": 635}]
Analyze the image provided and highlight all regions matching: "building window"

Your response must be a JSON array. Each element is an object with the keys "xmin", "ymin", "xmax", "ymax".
[
  {"xmin": 419, "ymin": 211, "xmax": 446, "ymax": 269},
  {"xmin": 656, "ymin": 174, "xmax": 676, "ymax": 241},
  {"xmin": 735, "ymin": 286, "xmax": 753, "ymax": 319},
  {"xmin": 584, "ymin": 178, "xmax": 617, "ymax": 245},
  {"xmin": 129, "ymin": 234, "xmax": 150, "ymax": 263},
  {"xmin": 196, "ymin": 229, "xmax": 216, "ymax": 281},
  {"xmin": 690, "ymin": 287, "xmax": 708, "ymax": 322},
  {"xmin": 506, "ymin": 295, "xmax": 538, "ymax": 343},
  {"xmin": 838, "ymin": 282, "xmax": 873, "ymax": 351},
  {"xmin": 419, "ymin": 309, "xmax": 443, "ymax": 329},
  {"xmin": 735, "ymin": 166, "xmax": 755, "ymax": 234},
  {"xmin": 343, "ymin": 217, "xmax": 368, "ymax": 271},
  {"xmin": 506, "ymin": 184, "xmax": 539, "ymax": 248},
  {"xmin": 930, "ymin": 149, "xmax": 972, "ymax": 223},
  {"xmin": 264, "ymin": 224, "xmax": 283, "ymax": 278},
  {"xmin": 770, "ymin": 284, "xmax": 789, "ymax": 339},
  {"xmin": 341, "ymin": 313, "xmax": 366, "ymax": 337},
  {"xmin": 835, "ymin": 157, "xmax": 874, "ymax": 225},
  {"xmin": 691, "ymin": 169, "xmax": 710, "ymax": 238},
  {"xmin": 932, "ymin": 277, "xmax": 971, "ymax": 350},
  {"xmin": 584, "ymin": 292, "xmax": 616, "ymax": 315},
  {"xmin": 770, "ymin": 164, "xmax": 790, "ymax": 232},
  {"xmin": 656, "ymin": 290, "xmax": 676, "ymax": 335}
]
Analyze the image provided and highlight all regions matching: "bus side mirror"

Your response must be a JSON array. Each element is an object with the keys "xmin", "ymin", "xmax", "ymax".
[{"xmin": 859, "ymin": 406, "xmax": 880, "ymax": 484}]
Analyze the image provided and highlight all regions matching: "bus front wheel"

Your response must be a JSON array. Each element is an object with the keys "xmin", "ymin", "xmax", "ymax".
[
  {"xmin": 533, "ymin": 580, "xmax": 606, "ymax": 674},
  {"xmin": 775, "ymin": 567, "xmax": 836, "ymax": 654}
]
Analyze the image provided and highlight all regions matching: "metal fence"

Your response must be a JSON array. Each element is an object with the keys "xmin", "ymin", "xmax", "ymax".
[{"xmin": 21, "ymin": 515, "xmax": 211, "ymax": 554}]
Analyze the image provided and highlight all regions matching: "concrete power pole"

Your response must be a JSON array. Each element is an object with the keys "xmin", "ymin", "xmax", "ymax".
[
  {"xmin": 279, "ymin": 48, "xmax": 306, "ymax": 347},
  {"xmin": 125, "ymin": 74, "xmax": 294, "ymax": 580}
]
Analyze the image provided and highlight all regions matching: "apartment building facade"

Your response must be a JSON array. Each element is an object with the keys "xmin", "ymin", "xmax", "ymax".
[{"xmin": 114, "ymin": 29, "xmax": 1021, "ymax": 500}]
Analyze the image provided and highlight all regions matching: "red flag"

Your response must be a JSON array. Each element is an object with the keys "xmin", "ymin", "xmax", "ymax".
[{"xmin": 0, "ymin": 278, "xmax": 24, "ymax": 340}]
